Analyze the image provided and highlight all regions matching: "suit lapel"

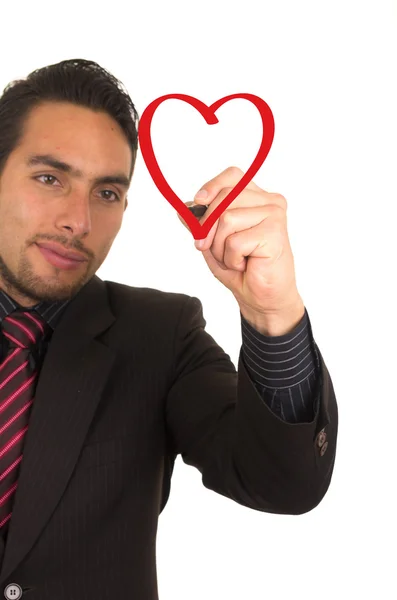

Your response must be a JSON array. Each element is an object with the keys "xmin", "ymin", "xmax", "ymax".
[{"xmin": 0, "ymin": 276, "xmax": 116, "ymax": 584}]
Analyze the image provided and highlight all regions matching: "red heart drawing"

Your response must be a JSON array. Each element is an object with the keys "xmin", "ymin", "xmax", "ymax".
[{"xmin": 138, "ymin": 93, "xmax": 275, "ymax": 240}]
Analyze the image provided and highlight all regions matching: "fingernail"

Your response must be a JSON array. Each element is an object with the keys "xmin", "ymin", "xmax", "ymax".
[{"xmin": 194, "ymin": 189, "xmax": 208, "ymax": 200}]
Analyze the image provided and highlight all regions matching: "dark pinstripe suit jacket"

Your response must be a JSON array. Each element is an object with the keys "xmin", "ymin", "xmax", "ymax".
[{"xmin": 0, "ymin": 275, "xmax": 338, "ymax": 599}]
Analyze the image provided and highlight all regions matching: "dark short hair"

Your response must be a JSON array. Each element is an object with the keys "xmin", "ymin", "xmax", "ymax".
[{"xmin": 0, "ymin": 58, "xmax": 139, "ymax": 182}]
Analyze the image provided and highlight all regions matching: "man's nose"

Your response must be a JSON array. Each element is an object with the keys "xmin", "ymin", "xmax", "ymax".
[{"xmin": 55, "ymin": 193, "xmax": 92, "ymax": 236}]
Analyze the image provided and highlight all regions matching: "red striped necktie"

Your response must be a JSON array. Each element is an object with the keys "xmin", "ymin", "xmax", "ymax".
[{"xmin": 0, "ymin": 310, "xmax": 47, "ymax": 536}]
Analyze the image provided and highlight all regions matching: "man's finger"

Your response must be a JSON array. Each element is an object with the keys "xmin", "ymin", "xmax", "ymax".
[{"xmin": 193, "ymin": 166, "xmax": 263, "ymax": 204}]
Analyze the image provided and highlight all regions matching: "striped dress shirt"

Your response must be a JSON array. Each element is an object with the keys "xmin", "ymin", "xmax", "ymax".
[{"xmin": 0, "ymin": 285, "xmax": 320, "ymax": 424}]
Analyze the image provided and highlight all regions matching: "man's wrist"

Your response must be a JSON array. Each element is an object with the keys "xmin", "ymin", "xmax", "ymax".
[{"xmin": 239, "ymin": 299, "xmax": 306, "ymax": 337}]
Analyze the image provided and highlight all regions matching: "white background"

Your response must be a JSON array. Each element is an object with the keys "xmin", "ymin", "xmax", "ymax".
[{"xmin": 1, "ymin": 0, "xmax": 396, "ymax": 598}]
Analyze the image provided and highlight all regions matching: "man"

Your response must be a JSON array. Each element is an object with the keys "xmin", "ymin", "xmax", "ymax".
[{"xmin": 0, "ymin": 58, "xmax": 338, "ymax": 599}]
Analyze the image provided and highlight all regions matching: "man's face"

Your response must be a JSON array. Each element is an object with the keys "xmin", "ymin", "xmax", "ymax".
[{"xmin": 0, "ymin": 101, "xmax": 132, "ymax": 307}]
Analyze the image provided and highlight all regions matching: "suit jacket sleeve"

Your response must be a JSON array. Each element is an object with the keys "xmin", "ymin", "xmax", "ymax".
[{"xmin": 165, "ymin": 295, "xmax": 338, "ymax": 515}]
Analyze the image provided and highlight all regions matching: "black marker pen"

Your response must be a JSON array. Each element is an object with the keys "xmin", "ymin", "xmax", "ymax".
[{"xmin": 186, "ymin": 202, "xmax": 209, "ymax": 218}]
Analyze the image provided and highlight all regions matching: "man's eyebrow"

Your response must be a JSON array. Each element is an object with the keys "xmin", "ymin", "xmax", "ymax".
[{"xmin": 26, "ymin": 154, "xmax": 130, "ymax": 189}]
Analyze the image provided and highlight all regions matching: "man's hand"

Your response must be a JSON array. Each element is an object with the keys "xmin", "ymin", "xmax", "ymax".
[{"xmin": 179, "ymin": 166, "xmax": 305, "ymax": 335}]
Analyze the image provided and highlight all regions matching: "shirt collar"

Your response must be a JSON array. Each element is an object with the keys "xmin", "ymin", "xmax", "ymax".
[{"xmin": 0, "ymin": 288, "xmax": 70, "ymax": 330}]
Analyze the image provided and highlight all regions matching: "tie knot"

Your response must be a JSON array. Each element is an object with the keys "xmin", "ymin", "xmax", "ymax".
[{"xmin": 1, "ymin": 310, "xmax": 48, "ymax": 350}]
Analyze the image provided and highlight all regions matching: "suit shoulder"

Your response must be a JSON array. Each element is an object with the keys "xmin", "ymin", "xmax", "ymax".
[{"xmin": 102, "ymin": 279, "xmax": 200, "ymax": 319}]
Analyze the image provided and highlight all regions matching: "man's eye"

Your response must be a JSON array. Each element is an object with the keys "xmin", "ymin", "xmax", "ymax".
[
  {"xmin": 100, "ymin": 190, "xmax": 120, "ymax": 202},
  {"xmin": 35, "ymin": 174, "xmax": 58, "ymax": 185}
]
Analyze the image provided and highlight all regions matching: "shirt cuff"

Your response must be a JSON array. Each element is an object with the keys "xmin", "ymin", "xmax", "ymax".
[{"xmin": 240, "ymin": 307, "xmax": 320, "ymax": 423}]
